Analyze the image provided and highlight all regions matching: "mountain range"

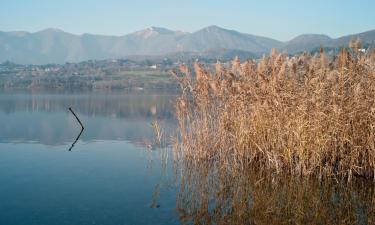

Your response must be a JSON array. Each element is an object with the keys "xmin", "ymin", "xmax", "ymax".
[{"xmin": 1, "ymin": 25, "xmax": 374, "ymax": 64}]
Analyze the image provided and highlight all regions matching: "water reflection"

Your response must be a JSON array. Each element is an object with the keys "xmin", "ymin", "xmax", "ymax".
[
  {"xmin": 174, "ymin": 160, "xmax": 375, "ymax": 224},
  {"xmin": 68, "ymin": 127, "xmax": 84, "ymax": 151},
  {"xmin": 0, "ymin": 91, "xmax": 176, "ymax": 146}
]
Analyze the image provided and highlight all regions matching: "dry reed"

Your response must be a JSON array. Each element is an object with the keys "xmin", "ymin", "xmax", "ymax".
[
  {"xmin": 171, "ymin": 45, "xmax": 375, "ymax": 181},
  {"xmin": 151, "ymin": 120, "xmax": 163, "ymax": 146}
]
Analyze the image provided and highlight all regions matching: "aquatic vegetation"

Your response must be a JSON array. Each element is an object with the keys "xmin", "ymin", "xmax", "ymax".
[
  {"xmin": 171, "ymin": 45, "xmax": 375, "ymax": 181},
  {"xmin": 151, "ymin": 120, "xmax": 163, "ymax": 146}
]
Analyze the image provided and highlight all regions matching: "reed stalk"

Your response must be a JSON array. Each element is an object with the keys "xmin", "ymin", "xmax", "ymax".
[{"xmin": 171, "ymin": 45, "xmax": 375, "ymax": 181}]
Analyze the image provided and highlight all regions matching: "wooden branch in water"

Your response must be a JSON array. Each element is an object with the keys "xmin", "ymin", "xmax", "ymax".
[
  {"xmin": 69, "ymin": 107, "xmax": 84, "ymax": 130},
  {"xmin": 68, "ymin": 107, "xmax": 85, "ymax": 151}
]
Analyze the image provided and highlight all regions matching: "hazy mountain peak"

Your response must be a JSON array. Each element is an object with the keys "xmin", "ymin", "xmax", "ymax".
[
  {"xmin": 132, "ymin": 26, "xmax": 176, "ymax": 38},
  {"xmin": 289, "ymin": 34, "xmax": 332, "ymax": 42},
  {"xmin": 37, "ymin": 28, "xmax": 65, "ymax": 33},
  {"xmin": 282, "ymin": 34, "xmax": 333, "ymax": 53},
  {"xmin": 205, "ymin": 25, "xmax": 221, "ymax": 29},
  {"xmin": 149, "ymin": 26, "xmax": 174, "ymax": 33},
  {"xmin": 200, "ymin": 25, "xmax": 229, "ymax": 32}
]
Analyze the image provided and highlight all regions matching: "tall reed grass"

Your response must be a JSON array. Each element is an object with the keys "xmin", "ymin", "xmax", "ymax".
[{"xmin": 171, "ymin": 45, "xmax": 375, "ymax": 181}]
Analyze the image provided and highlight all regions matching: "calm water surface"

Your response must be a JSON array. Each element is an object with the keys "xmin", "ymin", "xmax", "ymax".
[
  {"xmin": 1, "ymin": 90, "xmax": 375, "ymax": 225},
  {"xmin": 0, "ymin": 91, "xmax": 179, "ymax": 225}
]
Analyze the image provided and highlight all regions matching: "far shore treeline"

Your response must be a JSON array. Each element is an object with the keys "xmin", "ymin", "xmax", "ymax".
[{"xmin": 1, "ymin": 41, "xmax": 371, "ymax": 91}]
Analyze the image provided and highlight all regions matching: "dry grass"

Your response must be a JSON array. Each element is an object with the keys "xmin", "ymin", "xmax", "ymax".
[
  {"xmin": 171, "ymin": 45, "xmax": 375, "ymax": 181},
  {"xmin": 151, "ymin": 120, "xmax": 163, "ymax": 146}
]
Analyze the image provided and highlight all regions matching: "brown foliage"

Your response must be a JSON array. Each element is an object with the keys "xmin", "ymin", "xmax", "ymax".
[{"xmin": 172, "ymin": 48, "xmax": 375, "ymax": 181}]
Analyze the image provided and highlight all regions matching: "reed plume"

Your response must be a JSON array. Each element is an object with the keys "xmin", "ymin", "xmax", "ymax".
[{"xmin": 171, "ymin": 46, "xmax": 375, "ymax": 181}]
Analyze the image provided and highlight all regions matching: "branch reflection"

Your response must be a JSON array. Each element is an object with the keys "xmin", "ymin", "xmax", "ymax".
[{"xmin": 68, "ymin": 127, "xmax": 84, "ymax": 151}]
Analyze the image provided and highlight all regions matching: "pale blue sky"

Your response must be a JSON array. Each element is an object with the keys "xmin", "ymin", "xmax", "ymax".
[{"xmin": 0, "ymin": 0, "xmax": 374, "ymax": 41}]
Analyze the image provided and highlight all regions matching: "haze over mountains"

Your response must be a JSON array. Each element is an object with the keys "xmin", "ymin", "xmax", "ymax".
[{"xmin": 1, "ymin": 25, "xmax": 374, "ymax": 64}]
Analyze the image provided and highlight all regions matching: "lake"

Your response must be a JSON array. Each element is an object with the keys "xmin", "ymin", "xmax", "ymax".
[
  {"xmin": 0, "ymin": 90, "xmax": 179, "ymax": 225},
  {"xmin": 1, "ymin": 90, "xmax": 375, "ymax": 225}
]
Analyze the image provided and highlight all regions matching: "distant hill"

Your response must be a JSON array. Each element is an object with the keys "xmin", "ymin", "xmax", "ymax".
[
  {"xmin": 282, "ymin": 34, "xmax": 332, "ymax": 53},
  {"xmin": 329, "ymin": 29, "xmax": 375, "ymax": 48},
  {"xmin": 0, "ymin": 26, "xmax": 374, "ymax": 64},
  {"xmin": 281, "ymin": 30, "xmax": 375, "ymax": 54},
  {"xmin": 177, "ymin": 25, "xmax": 282, "ymax": 54}
]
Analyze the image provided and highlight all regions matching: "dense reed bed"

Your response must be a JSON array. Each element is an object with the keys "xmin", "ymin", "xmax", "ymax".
[{"xmin": 171, "ymin": 44, "xmax": 375, "ymax": 181}]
